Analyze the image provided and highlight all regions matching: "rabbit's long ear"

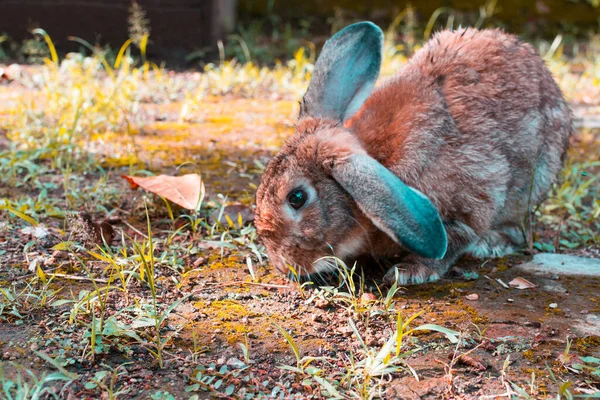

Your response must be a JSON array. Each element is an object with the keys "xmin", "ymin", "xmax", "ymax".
[
  {"xmin": 301, "ymin": 21, "xmax": 383, "ymax": 122},
  {"xmin": 332, "ymin": 154, "xmax": 448, "ymax": 259}
]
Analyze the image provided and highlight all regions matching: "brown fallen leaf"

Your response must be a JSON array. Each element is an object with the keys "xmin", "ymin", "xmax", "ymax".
[
  {"xmin": 451, "ymin": 354, "xmax": 487, "ymax": 371},
  {"xmin": 509, "ymin": 277, "xmax": 537, "ymax": 290},
  {"xmin": 122, "ymin": 174, "xmax": 205, "ymax": 210},
  {"xmin": 209, "ymin": 204, "xmax": 254, "ymax": 226}
]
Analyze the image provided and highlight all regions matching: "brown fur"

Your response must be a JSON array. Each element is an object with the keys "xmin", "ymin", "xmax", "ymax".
[{"xmin": 255, "ymin": 28, "xmax": 572, "ymax": 284}]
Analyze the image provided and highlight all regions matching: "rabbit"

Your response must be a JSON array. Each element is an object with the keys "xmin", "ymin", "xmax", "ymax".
[{"xmin": 254, "ymin": 22, "xmax": 572, "ymax": 285}]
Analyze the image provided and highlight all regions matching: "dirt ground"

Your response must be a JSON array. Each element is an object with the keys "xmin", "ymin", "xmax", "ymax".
[{"xmin": 1, "ymin": 71, "xmax": 599, "ymax": 399}]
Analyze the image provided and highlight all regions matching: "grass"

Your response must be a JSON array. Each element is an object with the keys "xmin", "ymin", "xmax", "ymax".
[
  {"xmin": 0, "ymin": 362, "xmax": 76, "ymax": 400},
  {"xmin": 0, "ymin": 9, "xmax": 599, "ymax": 398}
]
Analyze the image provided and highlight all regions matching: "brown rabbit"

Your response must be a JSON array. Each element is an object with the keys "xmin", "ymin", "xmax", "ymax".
[{"xmin": 255, "ymin": 22, "xmax": 572, "ymax": 285}]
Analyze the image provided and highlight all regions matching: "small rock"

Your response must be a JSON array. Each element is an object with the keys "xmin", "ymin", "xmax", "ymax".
[
  {"xmin": 517, "ymin": 253, "xmax": 600, "ymax": 277},
  {"xmin": 226, "ymin": 357, "xmax": 246, "ymax": 369},
  {"xmin": 361, "ymin": 293, "xmax": 377, "ymax": 302},
  {"xmin": 311, "ymin": 314, "xmax": 324, "ymax": 323},
  {"xmin": 549, "ymin": 303, "xmax": 558, "ymax": 309},
  {"xmin": 314, "ymin": 298, "xmax": 329, "ymax": 309},
  {"xmin": 193, "ymin": 257, "xmax": 206, "ymax": 268},
  {"xmin": 507, "ymin": 298, "xmax": 514, "ymax": 303},
  {"xmin": 365, "ymin": 335, "xmax": 378, "ymax": 347},
  {"xmin": 465, "ymin": 293, "xmax": 479, "ymax": 301},
  {"xmin": 336, "ymin": 326, "xmax": 353, "ymax": 337}
]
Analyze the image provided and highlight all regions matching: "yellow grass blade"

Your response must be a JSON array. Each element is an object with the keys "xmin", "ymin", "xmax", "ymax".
[
  {"xmin": 114, "ymin": 39, "xmax": 133, "ymax": 69},
  {"xmin": 32, "ymin": 28, "xmax": 59, "ymax": 64}
]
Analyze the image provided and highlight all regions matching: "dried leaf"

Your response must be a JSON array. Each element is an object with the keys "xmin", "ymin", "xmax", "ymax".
[
  {"xmin": 509, "ymin": 277, "xmax": 537, "ymax": 290},
  {"xmin": 452, "ymin": 354, "xmax": 487, "ymax": 371},
  {"xmin": 122, "ymin": 174, "xmax": 204, "ymax": 210}
]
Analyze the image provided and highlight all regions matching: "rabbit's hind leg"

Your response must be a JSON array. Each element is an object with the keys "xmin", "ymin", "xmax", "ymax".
[
  {"xmin": 466, "ymin": 226, "xmax": 525, "ymax": 259},
  {"xmin": 384, "ymin": 221, "xmax": 479, "ymax": 286}
]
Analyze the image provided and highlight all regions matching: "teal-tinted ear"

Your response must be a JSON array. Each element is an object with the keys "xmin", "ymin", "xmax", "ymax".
[
  {"xmin": 332, "ymin": 154, "xmax": 448, "ymax": 259},
  {"xmin": 301, "ymin": 21, "xmax": 383, "ymax": 122}
]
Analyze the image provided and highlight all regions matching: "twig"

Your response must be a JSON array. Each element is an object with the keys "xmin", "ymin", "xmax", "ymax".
[
  {"xmin": 8, "ymin": 263, "xmax": 68, "ymax": 282},
  {"xmin": 196, "ymin": 281, "xmax": 290, "ymax": 291},
  {"xmin": 483, "ymin": 275, "xmax": 510, "ymax": 289},
  {"xmin": 50, "ymin": 273, "xmax": 109, "ymax": 283},
  {"xmin": 496, "ymin": 278, "xmax": 510, "ymax": 289},
  {"xmin": 554, "ymin": 218, "xmax": 564, "ymax": 251},
  {"xmin": 121, "ymin": 221, "xmax": 148, "ymax": 239}
]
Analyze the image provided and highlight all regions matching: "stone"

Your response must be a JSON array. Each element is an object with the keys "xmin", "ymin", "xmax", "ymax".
[
  {"xmin": 226, "ymin": 357, "xmax": 246, "ymax": 369},
  {"xmin": 574, "ymin": 314, "xmax": 600, "ymax": 337},
  {"xmin": 517, "ymin": 253, "xmax": 600, "ymax": 277},
  {"xmin": 466, "ymin": 293, "xmax": 479, "ymax": 301}
]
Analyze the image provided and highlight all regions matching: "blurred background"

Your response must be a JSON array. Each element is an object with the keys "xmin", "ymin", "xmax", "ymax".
[{"xmin": 1, "ymin": 0, "xmax": 600, "ymax": 65}]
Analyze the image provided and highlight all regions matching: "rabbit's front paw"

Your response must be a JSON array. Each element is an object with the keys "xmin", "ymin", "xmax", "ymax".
[{"xmin": 384, "ymin": 261, "xmax": 445, "ymax": 286}]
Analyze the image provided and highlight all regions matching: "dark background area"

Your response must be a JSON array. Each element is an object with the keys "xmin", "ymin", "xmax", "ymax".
[{"xmin": 1, "ymin": 0, "xmax": 599, "ymax": 63}]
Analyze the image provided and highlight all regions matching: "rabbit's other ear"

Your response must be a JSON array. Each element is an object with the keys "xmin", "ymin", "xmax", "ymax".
[
  {"xmin": 301, "ymin": 21, "xmax": 383, "ymax": 122},
  {"xmin": 332, "ymin": 154, "xmax": 448, "ymax": 259}
]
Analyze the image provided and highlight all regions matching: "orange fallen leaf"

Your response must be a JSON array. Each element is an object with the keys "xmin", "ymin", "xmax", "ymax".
[
  {"xmin": 509, "ymin": 277, "xmax": 537, "ymax": 290},
  {"xmin": 122, "ymin": 174, "xmax": 205, "ymax": 210}
]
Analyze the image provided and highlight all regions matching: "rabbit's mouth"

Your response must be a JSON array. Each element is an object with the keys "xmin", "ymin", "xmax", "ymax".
[{"xmin": 265, "ymin": 244, "xmax": 333, "ymax": 278}]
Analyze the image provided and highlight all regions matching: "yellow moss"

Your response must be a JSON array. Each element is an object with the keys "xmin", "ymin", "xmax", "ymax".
[
  {"xmin": 545, "ymin": 304, "xmax": 564, "ymax": 315},
  {"xmin": 572, "ymin": 336, "xmax": 600, "ymax": 354},
  {"xmin": 523, "ymin": 349, "xmax": 535, "ymax": 361},
  {"xmin": 207, "ymin": 255, "xmax": 245, "ymax": 270},
  {"xmin": 495, "ymin": 257, "xmax": 510, "ymax": 272},
  {"xmin": 408, "ymin": 280, "xmax": 473, "ymax": 299},
  {"xmin": 456, "ymin": 300, "xmax": 488, "ymax": 324}
]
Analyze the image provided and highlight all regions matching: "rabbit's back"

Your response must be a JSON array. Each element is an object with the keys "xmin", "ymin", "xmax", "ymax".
[
  {"xmin": 349, "ymin": 28, "xmax": 572, "ymax": 238},
  {"xmin": 408, "ymin": 28, "xmax": 570, "ymax": 156},
  {"xmin": 409, "ymin": 28, "xmax": 572, "ymax": 224}
]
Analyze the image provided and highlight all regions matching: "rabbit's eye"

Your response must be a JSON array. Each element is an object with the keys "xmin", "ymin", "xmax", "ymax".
[{"xmin": 287, "ymin": 189, "xmax": 307, "ymax": 210}]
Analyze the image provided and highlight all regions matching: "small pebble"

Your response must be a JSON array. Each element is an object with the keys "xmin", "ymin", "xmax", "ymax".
[
  {"xmin": 311, "ymin": 314, "xmax": 323, "ymax": 323},
  {"xmin": 361, "ymin": 293, "xmax": 377, "ymax": 302},
  {"xmin": 226, "ymin": 357, "xmax": 246, "ymax": 369},
  {"xmin": 507, "ymin": 298, "xmax": 514, "ymax": 303},
  {"xmin": 314, "ymin": 298, "xmax": 329, "ymax": 309},
  {"xmin": 549, "ymin": 303, "xmax": 558, "ymax": 309},
  {"xmin": 466, "ymin": 293, "xmax": 479, "ymax": 301}
]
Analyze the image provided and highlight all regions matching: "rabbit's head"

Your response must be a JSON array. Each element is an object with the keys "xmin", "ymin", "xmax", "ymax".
[{"xmin": 255, "ymin": 22, "xmax": 447, "ymax": 277}]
